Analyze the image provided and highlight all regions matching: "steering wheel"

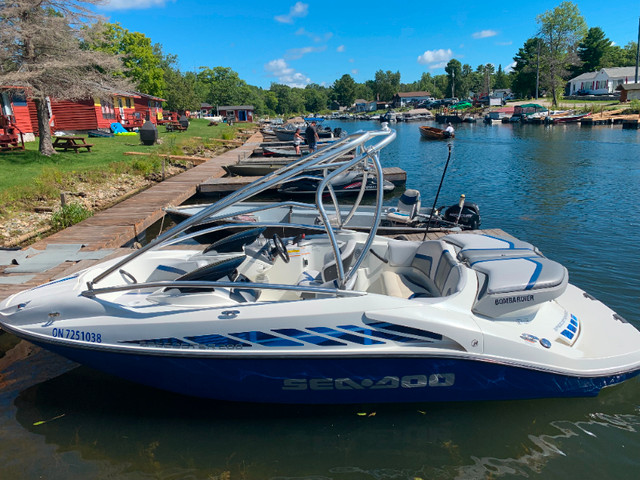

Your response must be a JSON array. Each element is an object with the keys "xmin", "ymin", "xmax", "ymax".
[{"xmin": 272, "ymin": 234, "xmax": 290, "ymax": 263}]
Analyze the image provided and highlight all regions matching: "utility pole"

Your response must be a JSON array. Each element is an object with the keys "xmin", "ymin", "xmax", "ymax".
[
  {"xmin": 635, "ymin": 17, "xmax": 639, "ymax": 83},
  {"xmin": 536, "ymin": 38, "xmax": 540, "ymax": 100},
  {"xmin": 452, "ymin": 70, "xmax": 455, "ymax": 98}
]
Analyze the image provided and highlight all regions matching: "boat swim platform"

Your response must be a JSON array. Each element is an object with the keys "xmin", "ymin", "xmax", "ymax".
[
  {"xmin": 199, "ymin": 166, "xmax": 407, "ymax": 193},
  {"xmin": 0, "ymin": 229, "xmax": 510, "ymax": 302}
]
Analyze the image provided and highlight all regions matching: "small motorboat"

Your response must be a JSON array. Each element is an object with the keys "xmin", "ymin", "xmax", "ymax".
[
  {"xmin": 547, "ymin": 112, "xmax": 591, "ymax": 124},
  {"xmin": 277, "ymin": 169, "xmax": 396, "ymax": 196},
  {"xmin": 164, "ymin": 190, "xmax": 481, "ymax": 237},
  {"xmin": 2, "ymin": 125, "xmax": 639, "ymax": 404},
  {"xmin": 419, "ymin": 125, "xmax": 454, "ymax": 139}
]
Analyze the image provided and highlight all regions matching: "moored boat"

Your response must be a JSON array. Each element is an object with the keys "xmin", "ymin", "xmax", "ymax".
[
  {"xmin": 419, "ymin": 125, "xmax": 454, "ymax": 140},
  {"xmin": 2, "ymin": 125, "xmax": 638, "ymax": 404}
]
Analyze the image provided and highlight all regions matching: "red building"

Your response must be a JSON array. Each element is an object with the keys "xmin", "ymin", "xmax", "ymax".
[
  {"xmin": 0, "ymin": 87, "xmax": 165, "ymax": 136},
  {"xmin": 218, "ymin": 105, "xmax": 254, "ymax": 123}
]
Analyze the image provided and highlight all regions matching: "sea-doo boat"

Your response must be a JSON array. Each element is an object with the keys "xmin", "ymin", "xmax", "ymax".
[{"xmin": 1, "ymin": 125, "xmax": 639, "ymax": 404}]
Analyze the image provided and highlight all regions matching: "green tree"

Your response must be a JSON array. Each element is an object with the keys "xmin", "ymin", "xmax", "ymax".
[
  {"xmin": 536, "ymin": 1, "xmax": 587, "ymax": 105},
  {"xmin": 303, "ymin": 84, "xmax": 329, "ymax": 113},
  {"xmin": 576, "ymin": 27, "xmax": 612, "ymax": 74},
  {"xmin": 353, "ymin": 82, "xmax": 374, "ymax": 102},
  {"xmin": 444, "ymin": 59, "xmax": 462, "ymax": 98},
  {"xmin": 332, "ymin": 74, "xmax": 357, "ymax": 107},
  {"xmin": 493, "ymin": 64, "xmax": 510, "ymax": 90},
  {"xmin": 0, "ymin": 1, "xmax": 128, "ymax": 156},
  {"xmin": 88, "ymin": 22, "xmax": 165, "ymax": 97},
  {"xmin": 510, "ymin": 38, "xmax": 545, "ymax": 98},
  {"xmin": 603, "ymin": 41, "xmax": 639, "ymax": 67},
  {"xmin": 154, "ymin": 46, "xmax": 200, "ymax": 112},
  {"xmin": 373, "ymin": 70, "xmax": 401, "ymax": 101},
  {"xmin": 197, "ymin": 66, "xmax": 251, "ymax": 107}
]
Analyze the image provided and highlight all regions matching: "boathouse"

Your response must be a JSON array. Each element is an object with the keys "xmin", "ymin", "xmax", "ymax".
[
  {"xmin": 217, "ymin": 105, "xmax": 254, "ymax": 123},
  {"xmin": 616, "ymin": 83, "xmax": 640, "ymax": 102},
  {"xmin": 568, "ymin": 67, "xmax": 638, "ymax": 95}
]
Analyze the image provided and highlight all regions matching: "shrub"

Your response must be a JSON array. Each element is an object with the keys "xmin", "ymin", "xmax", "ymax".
[
  {"xmin": 627, "ymin": 99, "xmax": 640, "ymax": 114},
  {"xmin": 50, "ymin": 203, "xmax": 93, "ymax": 231}
]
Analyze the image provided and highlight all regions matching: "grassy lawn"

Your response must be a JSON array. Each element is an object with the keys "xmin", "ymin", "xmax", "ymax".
[{"xmin": 0, "ymin": 119, "xmax": 252, "ymax": 215}]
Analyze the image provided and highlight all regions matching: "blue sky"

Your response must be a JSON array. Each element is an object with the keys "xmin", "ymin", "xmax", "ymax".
[{"xmin": 97, "ymin": 1, "xmax": 639, "ymax": 88}]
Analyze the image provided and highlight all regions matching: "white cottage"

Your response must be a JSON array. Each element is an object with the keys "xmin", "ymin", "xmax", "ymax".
[{"xmin": 568, "ymin": 67, "xmax": 639, "ymax": 95}]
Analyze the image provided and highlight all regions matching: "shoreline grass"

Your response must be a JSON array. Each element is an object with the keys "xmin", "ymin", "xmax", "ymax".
[{"xmin": 0, "ymin": 120, "xmax": 254, "ymax": 217}]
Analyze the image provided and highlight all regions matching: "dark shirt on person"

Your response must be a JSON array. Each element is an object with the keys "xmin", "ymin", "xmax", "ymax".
[{"xmin": 305, "ymin": 123, "xmax": 318, "ymax": 146}]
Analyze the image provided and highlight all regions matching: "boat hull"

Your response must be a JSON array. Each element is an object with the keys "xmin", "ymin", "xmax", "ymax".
[{"xmin": 28, "ymin": 338, "xmax": 639, "ymax": 404}]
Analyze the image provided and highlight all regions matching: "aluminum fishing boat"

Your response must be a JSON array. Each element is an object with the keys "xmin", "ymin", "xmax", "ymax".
[{"xmin": 1, "ymin": 125, "xmax": 639, "ymax": 404}]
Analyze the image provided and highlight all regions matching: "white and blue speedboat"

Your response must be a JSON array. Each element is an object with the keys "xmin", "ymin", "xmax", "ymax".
[{"xmin": 1, "ymin": 125, "xmax": 639, "ymax": 404}]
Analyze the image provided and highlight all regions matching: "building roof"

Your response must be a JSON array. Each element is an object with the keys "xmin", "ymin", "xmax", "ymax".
[
  {"xmin": 601, "ymin": 66, "xmax": 638, "ymax": 78},
  {"xmin": 570, "ymin": 66, "xmax": 638, "ymax": 83},
  {"xmin": 134, "ymin": 91, "xmax": 166, "ymax": 102},
  {"xmin": 395, "ymin": 91, "xmax": 431, "ymax": 98},
  {"xmin": 616, "ymin": 82, "xmax": 640, "ymax": 91},
  {"xmin": 218, "ymin": 105, "xmax": 254, "ymax": 110},
  {"xmin": 354, "ymin": 99, "xmax": 368, "ymax": 104},
  {"xmin": 201, "ymin": 102, "xmax": 213, "ymax": 108}
]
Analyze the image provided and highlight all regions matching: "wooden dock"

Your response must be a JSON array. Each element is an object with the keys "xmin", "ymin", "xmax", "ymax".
[{"xmin": 199, "ymin": 166, "xmax": 407, "ymax": 193}]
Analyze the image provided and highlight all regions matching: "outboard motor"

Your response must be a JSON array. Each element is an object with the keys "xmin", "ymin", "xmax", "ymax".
[
  {"xmin": 442, "ymin": 201, "xmax": 481, "ymax": 230},
  {"xmin": 333, "ymin": 127, "xmax": 343, "ymax": 137}
]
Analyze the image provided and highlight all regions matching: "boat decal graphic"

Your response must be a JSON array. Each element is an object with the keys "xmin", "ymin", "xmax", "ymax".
[
  {"xmin": 32, "ymin": 274, "xmax": 78, "ymax": 290},
  {"xmin": 283, "ymin": 373, "xmax": 455, "ymax": 391},
  {"xmin": 228, "ymin": 331, "xmax": 304, "ymax": 347},
  {"xmin": 338, "ymin": 324, "xmax": 435, "ymax": 343},
  {"xmin": 271, "ymin": 328, "xmax": 346, "ymax": 346},
  {"xmin": 186, "ymin": 334, "xmax": 251, "ymax": 349},
  {"xmin": 120, "ymin": 337, "xmax": 192, "ymax": 348},
  {"xmin": 520, "ymin": 333, "xmax": 539, "ymax": 343},
  {"xmin": 364, "ymin": 321, "xmax": 443, "ymax": 341},
  {"xmin": 307, "ymin": 326, "xmax": 384, "ymax": 345}
]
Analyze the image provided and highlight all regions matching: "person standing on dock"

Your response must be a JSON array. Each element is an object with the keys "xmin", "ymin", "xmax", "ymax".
[
  {"xmin": 293, "ymin": 128, "xmax": 303, "ymax": 155},
  {"xmin": 305, "ymin": 121, "xmax": 320, "ymax": 152}
]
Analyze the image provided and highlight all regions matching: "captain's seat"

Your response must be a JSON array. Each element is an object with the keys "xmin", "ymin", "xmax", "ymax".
[{"xmin": 386, "ymin": 189, "xmax": 421, "ymax": 224}]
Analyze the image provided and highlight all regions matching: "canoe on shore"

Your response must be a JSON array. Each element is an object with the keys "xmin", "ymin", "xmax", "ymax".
[{"xmin": 419, "ymin": 125, "xmax": 454, "ymax": 140}]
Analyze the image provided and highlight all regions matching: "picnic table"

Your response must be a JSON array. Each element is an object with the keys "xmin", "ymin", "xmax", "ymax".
[
  {"xmin": 53, "ymin": 136, "xmax": 94, "ymax": 153},
  {"xmin": 165, "ymin": 122, "xmax": 187, "ymax": 132}
]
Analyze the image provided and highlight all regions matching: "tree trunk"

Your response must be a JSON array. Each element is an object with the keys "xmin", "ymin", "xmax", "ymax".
[{"xmin": 34, "ymin": 97, "xmax": 56, "ymax": 156}]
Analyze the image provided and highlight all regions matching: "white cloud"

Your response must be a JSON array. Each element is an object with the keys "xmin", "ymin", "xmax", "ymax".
[
  {"xmin": 417, "ymin": 48, "xmax": 453, "ymax": 65},
  {"xmin": 275, "ymin": 2, "xmax": 309, "ymax": 24},
  {"xmin": 296, "ymin": 28, "xmax": 332, "ymax": 43},
  {"xmin": 337, "ymin": 45, "xmax": 345, "ymax": 52},
  {"xmin": 472, "ymin": 30, "xmax": 498, "ymax": 39},
  {"xmin": 505, "ymin": 62, "xmax": 517, "ymax": 73},
  {"xmin": 496, "ymin": 41, "xmax": 513, "ymax": 46},
  {"xmin": 351, "ymin": 69, "xmax": 359, "ymax": 75},
  {"xmin": 100, "ymin": 0, "xmax": 174, "ymax": 10},
  {"xmin": 264, "ymin": 58, "xmax": 310, "ymax": 88},
  {"xmin": 428, "ymin": 61, "xmax": 449, "ymax": 70},
  {"xmin": 285, "ymin": 45, "xmax": 326, "ymax": 60}
]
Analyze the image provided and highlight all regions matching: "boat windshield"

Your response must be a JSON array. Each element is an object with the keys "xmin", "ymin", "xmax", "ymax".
[{"xmin": 87, "ymin": 125, "xmax": 397, "ymax": 290}]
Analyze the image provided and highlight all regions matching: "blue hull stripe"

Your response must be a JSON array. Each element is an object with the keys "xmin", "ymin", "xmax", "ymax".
[{"xmin": 33, "ymin": 340, "xmax": 640, "ymax": 404}]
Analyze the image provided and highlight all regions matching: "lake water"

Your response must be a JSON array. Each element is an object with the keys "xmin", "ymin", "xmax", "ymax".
[{"xmin": 1, "ymin": 120, "xmax": 639, "ymax": 479}]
